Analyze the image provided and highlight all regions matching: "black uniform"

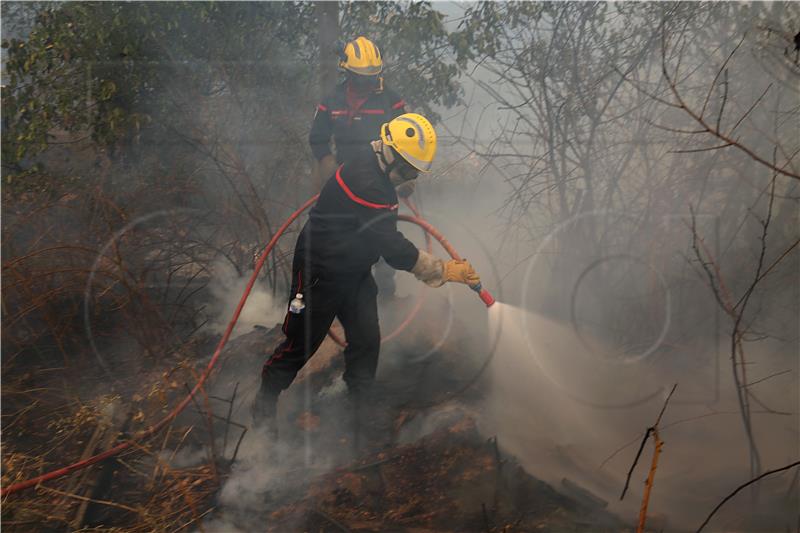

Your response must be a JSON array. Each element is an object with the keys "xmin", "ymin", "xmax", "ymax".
[
  {"xmin": 262, "ymin": 147, "xmax": 419, "ymax": 396},
  {"xmin": 309, "ymin": 82, "xmax": 406, "ymax": 165}
]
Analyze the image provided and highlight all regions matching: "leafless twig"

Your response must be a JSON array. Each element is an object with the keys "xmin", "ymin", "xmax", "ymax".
[
  {"xmin": 620, "ymin": 383, "xmax": 677, "ymax": 501},
  {"xmin": 660, "ymin": 29, "xmax": 800, "ymax": 180},
  {"xmin": 696, "ymin": 461, "xmax": 800, "ymax": 532}
]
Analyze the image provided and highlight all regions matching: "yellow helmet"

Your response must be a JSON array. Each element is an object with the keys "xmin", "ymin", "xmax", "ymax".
[
  {"xmin": 381, "ymin": 113, "xmax": 437, "ymax": 173},
  {"xmin": 339, "ymin": 36, "xmax": 383, "ymax": 76}
]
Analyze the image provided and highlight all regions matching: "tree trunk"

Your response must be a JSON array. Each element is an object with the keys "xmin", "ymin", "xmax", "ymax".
[
  {"xmin": 312, "ymin": 2, "xmax": 340, "ymax": 190},
  {"xmin": 316, "ymin": 1, "xmax": 339, "ymax": 100}
]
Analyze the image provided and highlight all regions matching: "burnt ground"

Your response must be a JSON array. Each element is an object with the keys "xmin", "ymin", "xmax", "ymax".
[
  {"xmin": 198, "ymin": 294, "xmax": 631, "ymax": 532},
  {"xmin": 2, "ymin": 292, "xmax": 630, "ymax": 532}
]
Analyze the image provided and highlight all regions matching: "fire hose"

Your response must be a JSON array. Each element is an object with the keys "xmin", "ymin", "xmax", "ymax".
[{"xmin": 2, "ymin": 194, "xmax": 494, "ymax": 496}]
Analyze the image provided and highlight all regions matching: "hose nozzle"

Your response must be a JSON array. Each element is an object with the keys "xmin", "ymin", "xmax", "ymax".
[{"xmin": 470, "ymin": 282, "xmax": 496, "ymax": 307}]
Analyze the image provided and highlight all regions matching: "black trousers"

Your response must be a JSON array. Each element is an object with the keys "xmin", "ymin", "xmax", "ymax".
[{"xmin": 261, "ymin": 268, "xmax": 380, "ymax": 396}]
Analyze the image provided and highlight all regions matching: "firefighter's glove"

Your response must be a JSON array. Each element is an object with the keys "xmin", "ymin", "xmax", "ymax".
[
  {"xmin": 411, "ymin": 249, "xmax": 445, "ymax": 287},
  {"xmin": 443, "ymin": 259, "xmax": 481, "ymax": 287},
  {"xmin": 411, "ymin": 251, "xmax": 481, "ymax": 288}
]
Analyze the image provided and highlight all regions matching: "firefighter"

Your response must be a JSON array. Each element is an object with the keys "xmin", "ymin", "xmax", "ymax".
[
  {"xmin": 310, "ymin": 36, "xmax": 408, "ymax": 182},
  {"xmin": 309, "ymin": 36, "xmax": 409, "ymax": 299},
  {"xmin": 254, "ymin": 113, "xmax": 480, "ymax": 435}
]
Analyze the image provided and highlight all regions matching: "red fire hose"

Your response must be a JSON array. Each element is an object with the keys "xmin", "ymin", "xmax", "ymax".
[{"xmin": 2, "ymin": 194, "xmax": 493, "ymax": 496}]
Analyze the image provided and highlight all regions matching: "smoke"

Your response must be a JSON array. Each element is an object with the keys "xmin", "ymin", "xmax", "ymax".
[
  {"xmin": 192, "ymin": 421, "xmax": 333, "ymax": 531},
  {"xmin": 195, "ymin": 427, "xmax": 291, "ymax": 532},
  {"xmin": 160, "ymin": 446, "xmax": 209, "ymax": 469},
  {"xmin": 206, "ymin": 259, "xmax": 285, "ymax": 338},
  {"xmin": 6, "ymin": 3, "xmax": 794, "ymax": 531},
  {"xmin": 197, "ymin": 357, "xmax": 363, "ymax": 531},
  {"xmin": 480, "ymin": 301, "xmax": 798, "ymax": 530},
  {"xmin": 216, "ymin": 430, "xmax": 286, "ymax": 513},
  {"xmin": 392, "ymin": 133, "xmax": 798, "ymax": 530},
  {"xmin": 404, "ymin": 6, "xmax": 800, "ymax": 529},
  {"xmin": 396, "ymin": 403, "xmax": 479, "ymax": 445}
]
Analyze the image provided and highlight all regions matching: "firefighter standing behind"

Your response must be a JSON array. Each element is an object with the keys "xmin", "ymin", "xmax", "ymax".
[
  {"xmin": 253, "ymin": 113, "xmax": 480, "ymax": 437},
  {"xmin": 310, "ymin": 36, "xmax": 409, "ymax": 299}
]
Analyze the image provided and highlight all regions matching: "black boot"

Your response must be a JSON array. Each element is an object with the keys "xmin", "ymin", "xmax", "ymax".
[
  {"xmin": 252, "ymin": 386, "xmax": 279, "ymax": 440},
  {"xmin": 346, "ymin": 387, "xmax": 371, "ymax": 454}
]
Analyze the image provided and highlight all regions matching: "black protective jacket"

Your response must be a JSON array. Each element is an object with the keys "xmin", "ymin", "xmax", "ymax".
[
  {"xmin": 309, "ymin": 82, "xmax": 406, "ymax": 165},
  {"xmin": 294, "ymin": 147, "xmax": 419, "ymax": 277}
]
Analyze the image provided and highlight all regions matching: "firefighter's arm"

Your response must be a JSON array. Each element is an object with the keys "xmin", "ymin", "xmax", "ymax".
[
  {"xmin": 358, "ymin": 207, "xmax": 481, "ymax": 286},
  {"xmin": 389, "ymin": 95, "xmax": 407, "ymax": 119},
  {"xmin": 309, "ymin": 102, "xmax": 338, "ymax": 188},
  {"xmin": 358, "ymin": 208, "xmax": 419, "ymax": 271},
  {"xmin": 309, "ymin": 102, "xmax": 334, "ymax": 161}
]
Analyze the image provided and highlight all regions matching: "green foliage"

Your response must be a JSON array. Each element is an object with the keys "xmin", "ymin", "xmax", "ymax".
[
  {"xmin": 3, "ymin": 3, "xmax": 150, "ymax": 163},
  {"xmin": 1, "ymin": 1, "xmax": 467, "ymax": 189},
  {"xmin": 1, "ymin": 2, "xmax": 316, "ymax": 177}
]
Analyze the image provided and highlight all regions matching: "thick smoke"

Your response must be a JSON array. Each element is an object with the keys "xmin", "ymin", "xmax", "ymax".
[
  {"xmin": 482, "ymin": 303, "xmax": 797, "ymax": 529},
  {"xmin": 412, "ymin": 5, "xmax": 800, "ymax": 528},
  {"xmin": 3, "ymin": 2, "xmax": 796, "ymax": 531},
  {"xmin": 205, "ymin": 259, "xmax": 285, "ymax": 338}
]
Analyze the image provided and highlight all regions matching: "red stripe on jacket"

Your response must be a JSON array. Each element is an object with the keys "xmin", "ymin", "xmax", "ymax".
[{"xmin": 329, "ymin": 109, "xmax": 385, "ymax": 116}]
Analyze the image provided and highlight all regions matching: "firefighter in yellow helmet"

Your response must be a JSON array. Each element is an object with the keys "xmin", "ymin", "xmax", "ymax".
[
  {"xmin": 339, "ymin": 35, "xmax": 383, "ymax": 77},
  {"xmin": 310, "ymin": 36, "xmax": 411, "ymax": 299},
  {"xmin": 310, "ymin": 36, "xmax": 408, "ymax": 183},
  {"xmin": 255, "ymin": 113, "xmax": 479, "ymax": 436}
]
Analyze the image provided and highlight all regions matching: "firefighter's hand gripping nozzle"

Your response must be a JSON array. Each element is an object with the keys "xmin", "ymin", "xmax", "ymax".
[{"xmin": 442, "ymin": 259, "xmax": 495, "ymax": 307}]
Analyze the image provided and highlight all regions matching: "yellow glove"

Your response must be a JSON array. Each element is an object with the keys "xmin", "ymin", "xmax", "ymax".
[{"xmin": 443, "ymin": 259, "xmax": 480, "ymax": 287}]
